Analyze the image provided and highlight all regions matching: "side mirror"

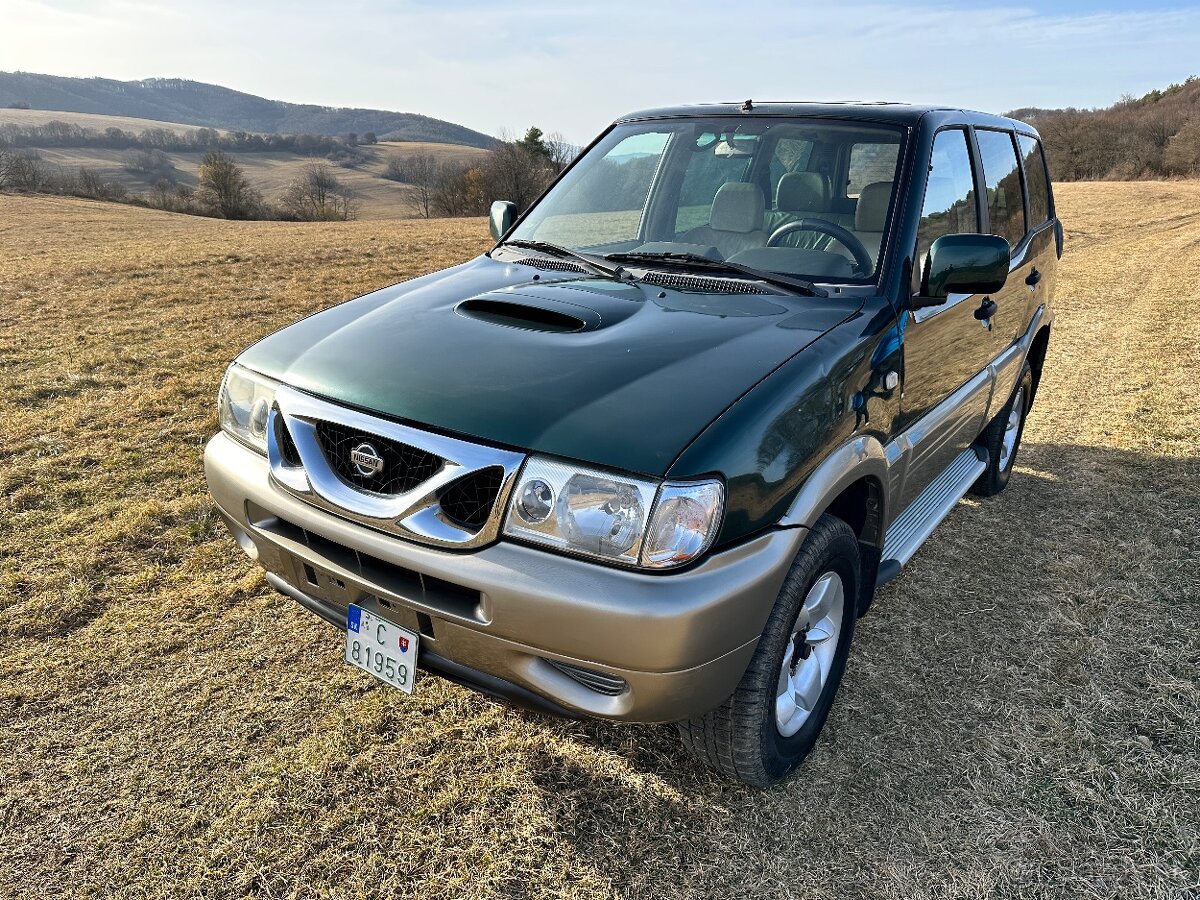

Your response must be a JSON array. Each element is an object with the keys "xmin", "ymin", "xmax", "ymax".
[
  {"xmin": 914, "ymin": 233, "xmax": 1011, "ymax": 308},
  {"xmin": 489, "ymin": 200, "xmax": 517, "ymax": 241}
]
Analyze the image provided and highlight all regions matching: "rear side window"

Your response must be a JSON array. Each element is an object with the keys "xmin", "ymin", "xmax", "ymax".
[
  {"xmin": 916, "ymin": 129, "xmax": 978, "ymax": 268},
  {"xmin": 975, "ymin": 129, "xmax": 1026, "ymax": 249},
  {"xmin": 1017, "ymin": 134, "xmax": 1051, "ymax": 227},
  {"xmin": 767, "ymin": 137, "xmax": 815, "ymax": 200},
  {"xmin": 848, "ymin": 141, "xmax": 901, "ymax": 198}
]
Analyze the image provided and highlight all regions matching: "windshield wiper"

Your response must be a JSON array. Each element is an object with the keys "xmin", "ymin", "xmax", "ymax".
[
  {"xmin": 603, "ymin": 251, "xmax": 827, "ymax": 297},
  {"xmin": 497, "ymin": 239, "xmax": 625, "ymax": 280}
]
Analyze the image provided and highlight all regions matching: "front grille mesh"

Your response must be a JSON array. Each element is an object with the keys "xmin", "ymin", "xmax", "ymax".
[
  {"xmin": 640, "ymin": 270, "xmax": 769, "ymax": 294},
  {"xmin": 438, "ymin": 467, "xmax": 505, "ymax": 532},
  {"xmin": 544, "ymin": 659, "xmax": 628, "ymax": 696},
  {"xmin": 277, "ymin": 416, "xmax": 302, "ymax": 466},
  {"xmin": 314, "ymin": 420, "xmax": 443, "ymax": 496}
]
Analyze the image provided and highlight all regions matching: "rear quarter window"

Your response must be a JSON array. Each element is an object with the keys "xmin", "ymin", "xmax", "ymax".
[{"xmin": 1017, "ymin": 134, "xmax": 1052, "ymax": 227}]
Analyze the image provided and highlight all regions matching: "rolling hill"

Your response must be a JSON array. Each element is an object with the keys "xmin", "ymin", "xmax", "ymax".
[
  {"xmin": 0, "ymin": 71, "xmax": 495, "ymax": 147},
  {"xmin": 7, "ymin": 130, "xmax": 489, "ymax": 220}
]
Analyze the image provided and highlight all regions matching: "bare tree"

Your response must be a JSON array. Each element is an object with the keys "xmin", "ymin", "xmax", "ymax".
[
  {"xmin": 543, "ymin": 131, "xmax": 576, "ymax": 171},
  {"xmin": 383, "ymin": 154, "xmax": 409, "ymax": 182},
  {"xmin": 280, "ymin": 162, "xmax": 359, "ymax": 221},
  {"xmin": 402, "ymin": 153, "xmax": 439, "ymax": 218},
  {"xmin": 194, "ymin": 149, "xmax": 263, "ymax": 219}
]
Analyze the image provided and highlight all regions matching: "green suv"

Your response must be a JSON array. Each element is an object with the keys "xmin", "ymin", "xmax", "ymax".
[{"xmin": 206, "ymin": 102, "xmax": 1059, "ymax": 787}]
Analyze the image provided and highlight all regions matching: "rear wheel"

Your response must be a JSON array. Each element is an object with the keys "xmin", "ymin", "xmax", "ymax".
[
  {"xmin": 971, "ymin": 362, "xmax": 1033, "ymax": 497},
  {"xmin": 677, "ymin": 514, "xmax": 859, "ymax": 788}
]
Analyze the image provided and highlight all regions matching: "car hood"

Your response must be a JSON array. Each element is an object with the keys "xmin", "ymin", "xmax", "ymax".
[{"xmin": 237, "ymin": 254, "xmax": 861, "ymax": 475}]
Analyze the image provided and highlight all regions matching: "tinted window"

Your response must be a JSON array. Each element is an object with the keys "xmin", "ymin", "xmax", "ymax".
[
  {"xmin": 1017, "ymin": 134, "xmax": 1051, "ymax": 226},
  {"xmin": 916, "ymin": 129, "xmax": 978, "ymax": 269},
  {"xmin": 848, "ymin": 141, "xmax": 901, "ymax": 197},
  {"xmin": 976, "ymin": 129, "xmax": 1026, "ymax": 248},
  {"xmin": 674, "ymin": 133, "xmax": 754, "ymax": 232},
  {"xmin": 767, "ymin": 137, "xmax": 815, "ymax": 206}
]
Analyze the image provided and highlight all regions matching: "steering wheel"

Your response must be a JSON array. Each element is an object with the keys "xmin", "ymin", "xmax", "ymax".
[{"xmin": 766, "ymin": 217, "xmax": 874, "ymax": 276}]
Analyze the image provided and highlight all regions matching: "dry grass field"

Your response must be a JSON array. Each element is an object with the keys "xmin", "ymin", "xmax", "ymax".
[
  {"xmin": 0, "ymin": 183, "xmax": 1197, "ymax": 899},
  {"xmin": 0, "ymin": 107, "xmax": 234, "ymax": 137},
  {"xmin": 22, "ymin": 141, "xmax": 488, "ymax": 220}
]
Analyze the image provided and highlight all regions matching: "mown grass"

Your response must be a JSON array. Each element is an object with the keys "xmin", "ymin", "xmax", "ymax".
[{"xmin": 1, "ymin": 185, "xmax": 1197, "ymax": 899}]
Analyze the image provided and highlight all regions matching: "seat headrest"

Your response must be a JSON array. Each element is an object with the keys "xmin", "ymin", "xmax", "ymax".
[
  {"xmin": 710, "ymin": 182, "xmax": 765, "ymax": 234},
  {"xmin": 855, "ymin": 181, "xmax": 893, "ymax": 232},
  {"xmin": 775, "ymin": 172, "xmax": 829, "ymax": 212}
]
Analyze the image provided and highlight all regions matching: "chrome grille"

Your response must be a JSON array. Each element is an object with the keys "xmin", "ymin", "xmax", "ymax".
[
  {"xmin": 266, "ymin": 386, "xmax": 524, "ymax": 549},
  {"xmin": 314, "ymin": 420, "xmax": 442, "ymax": 496},
  {"xmin": 640, "ymin": 271, "xmax": 770, "ymax": 294}
]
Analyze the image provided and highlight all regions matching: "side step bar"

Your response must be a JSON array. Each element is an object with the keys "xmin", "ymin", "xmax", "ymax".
[{"xmin": 877, "ymin": 446, "xmax": 988, "ymax": 585}]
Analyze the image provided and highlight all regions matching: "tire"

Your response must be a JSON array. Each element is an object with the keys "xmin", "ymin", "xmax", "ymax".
[
  {"xmin": 970, "ymin": 362, "xmax": 1033, "ymax": 497},
  {"xmin": 677, "ymin": 514, "xmax": 860, "ymax": 788}
]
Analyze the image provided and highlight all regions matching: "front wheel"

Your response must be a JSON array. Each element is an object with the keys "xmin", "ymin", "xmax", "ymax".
[
  {"xmin": 677, "ymin": 514, "xmax": 860, "ymax": 787},
  {"xmin": 971, "ymin": 362, "xmax": 1033, "ymax": 497}
]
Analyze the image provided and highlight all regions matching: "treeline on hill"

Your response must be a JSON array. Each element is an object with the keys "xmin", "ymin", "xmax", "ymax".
[
  {"xmin": 1017, "ymin": 76, "xmax": 1200, "ymax": 180},
  {"xmin": 0, "ymin": 119, "xmax": 374, "ymax": 164}
]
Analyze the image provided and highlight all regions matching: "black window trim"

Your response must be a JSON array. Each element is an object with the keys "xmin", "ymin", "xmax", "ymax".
[
  {"xmin": 909, "ymin": 123, "xmax": 982, "ymax": 298},
  {"xmin": 1013, "ymin": 131, "xmax": 1055, "ymax": 237},
  {"xmin": 970, "ymin": 125, "xmax": 1034, "ymax": 259}
]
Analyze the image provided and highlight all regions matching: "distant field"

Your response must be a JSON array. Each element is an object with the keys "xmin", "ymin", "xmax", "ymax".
[
  {"xmin": 0, "ymin": 106, "xmax": 232, "ymax": 136},
  {"xmin": 0, "ymin": 185, "xmax": 1196, "ymax": 898},
  {"xmin": 2, "ymin": 109, "xmax": 490, "ymax": 219}
]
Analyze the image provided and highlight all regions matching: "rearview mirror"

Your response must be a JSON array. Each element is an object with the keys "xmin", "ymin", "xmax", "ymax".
[
  {"xmin": 915, "ymin": 233, "xmax": 1011, "ymax": 307},
  {"xmin": 489, "ymin": 200, "xmax": 517, "ymax": 241}
]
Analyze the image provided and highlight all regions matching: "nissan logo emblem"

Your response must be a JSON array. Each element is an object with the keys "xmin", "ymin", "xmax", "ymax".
[{"xmin": 349, "ymin": 442, "xmax": 385, "ymax": 478}]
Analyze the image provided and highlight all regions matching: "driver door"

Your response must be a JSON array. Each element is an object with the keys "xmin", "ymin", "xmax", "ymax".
[{"xmin": 896, "ymin": 127, "xmax": 995, "ymax": 510}]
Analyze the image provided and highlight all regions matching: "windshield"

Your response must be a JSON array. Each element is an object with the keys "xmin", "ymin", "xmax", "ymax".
[{"xmin": 507, "ymin": 117, "xmax": 906, "ymax": 283}]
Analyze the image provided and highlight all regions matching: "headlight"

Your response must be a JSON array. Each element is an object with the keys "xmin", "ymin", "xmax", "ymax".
[
  {"xmin": 218, "ymin": 364, "xmax": 278, "ymax": 455},
  {"xmin": 503, "ymin": 456, "xmax": 724, "ymax": 569}
]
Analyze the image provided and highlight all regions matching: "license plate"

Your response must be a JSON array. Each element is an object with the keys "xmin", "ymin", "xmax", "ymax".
[{"xmin": 345, "ymin": 603, "xmax": 418, "ymax": 694}]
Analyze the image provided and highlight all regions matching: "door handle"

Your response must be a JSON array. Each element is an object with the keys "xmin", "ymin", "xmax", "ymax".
[
  {"xmin": 974, "ymin": 298, "xmax": 998, "ymax": 320},
  {"xmin": 1025, "ymin": 268, "xmax": 1041, "ymax": 287}
]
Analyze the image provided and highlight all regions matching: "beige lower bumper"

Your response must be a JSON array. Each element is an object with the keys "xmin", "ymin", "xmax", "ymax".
[{"xmin": 204, "ymin": 432, "xmax": 807, "ymax": 722}]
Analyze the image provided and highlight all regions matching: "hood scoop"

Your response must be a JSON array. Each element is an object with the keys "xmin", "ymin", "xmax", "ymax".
[{"xmin": 457, "ymin": 297, "xmax": 593, "ymax": 333}]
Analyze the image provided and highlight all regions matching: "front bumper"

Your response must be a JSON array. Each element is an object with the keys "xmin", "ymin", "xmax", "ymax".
[{"xmin": 204, "ymin": 432, "xmax": 807, "ymax": 722}]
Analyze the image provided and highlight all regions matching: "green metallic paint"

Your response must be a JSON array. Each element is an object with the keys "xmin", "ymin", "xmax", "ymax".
[
  {"xmin": 236, "ymin": 256, "xmax": 860, "ymax": 477},
  {"xmin": 667, "ymin": 296, "xmax": 902, "ymax": 546},
  {"xmin": 232, "ymin": 106, "xmax": 1058, "ymax": 562},
  {"xmin": 919, "ymin": 233, "xmax": 1011, "ymax": 302}
]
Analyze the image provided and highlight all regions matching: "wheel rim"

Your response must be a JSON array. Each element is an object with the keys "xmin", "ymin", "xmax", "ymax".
[
  {"xmin": 999, "ymin": 387, "xmax": 1025, "ymax": 471},
  {"xmin": 775, "ymin": 572, "xmax": 844, "ymax": 738}
]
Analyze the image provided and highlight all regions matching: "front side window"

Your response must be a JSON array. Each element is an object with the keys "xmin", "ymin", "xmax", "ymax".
[
  {"xmin": 508, "ymin": 117, "xmax": 907, "ymax": 284},
  {"xmin": 975, "ymin": 129, "xmax": 1026, "ymax": 248},
  {"xmin": 1017, "ymin": 134, "xmax": 1051, "ymax": 227},
  {"xmin": 916, "ymin": 129, "xmax": 979, "ymax": 268}
]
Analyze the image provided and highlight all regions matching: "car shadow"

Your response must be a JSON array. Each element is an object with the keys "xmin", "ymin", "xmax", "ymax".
[{"xmin": 506, "ymin": 440, "xmax": 1198, "ymax": 893}]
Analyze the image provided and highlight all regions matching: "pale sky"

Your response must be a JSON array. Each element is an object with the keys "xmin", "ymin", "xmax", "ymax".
[{"xmin": 4, "ymin": 0, "xmax": 1198, "ymax": 143}]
